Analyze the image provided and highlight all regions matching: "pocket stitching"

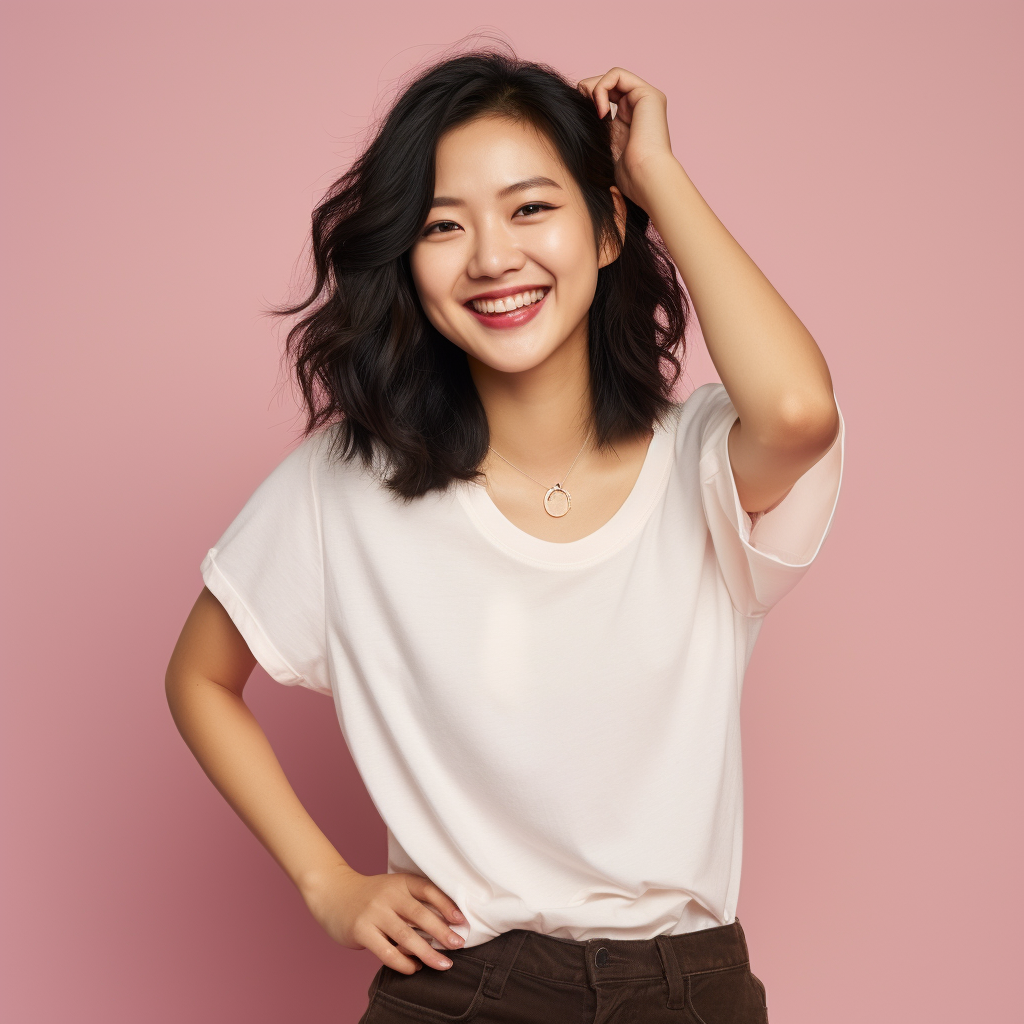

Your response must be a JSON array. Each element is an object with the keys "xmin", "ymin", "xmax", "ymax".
[
  {"xmin": 686, "ymin": 964, "xmax": 765, "ymax": 1024},
  {"xmin": 365, "ymin": 967, "xmax": 384, "ymax": 1010},
  {"xmin": 373, "ymin": 961, "xmax": 492, "ymax": 1022},
  {"xmin": 685, "ymin": 976, "xmax": 710, "ymax": 1024},
  {"xmin": 750, "ymin": 971, "xmax": 769, "ymax": 1022},
  {"xmin": 751, "ymin": 971, "xmax": 767, "ymax": 1007}
]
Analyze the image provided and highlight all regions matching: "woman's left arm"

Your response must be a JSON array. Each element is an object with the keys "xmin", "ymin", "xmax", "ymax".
[{"xmin": 580, "ymin": 68, "xmax": 840, "ymax": 514}]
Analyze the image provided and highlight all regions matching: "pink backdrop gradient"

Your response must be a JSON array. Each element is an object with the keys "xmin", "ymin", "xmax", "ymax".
[{"xmin": 2, "ymin": 2, "xmax": 1021, "ymax": 1021}]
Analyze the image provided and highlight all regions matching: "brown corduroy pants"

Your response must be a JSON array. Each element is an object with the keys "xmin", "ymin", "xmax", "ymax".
[{"xmin": 357, "ymin": 919, "xmax": 768, "ymax": 1023}]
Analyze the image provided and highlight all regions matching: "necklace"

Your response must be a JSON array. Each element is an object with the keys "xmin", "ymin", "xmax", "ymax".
[{"xmin": 487, "ymin": 429, "xmax": 592, "ymax": 518}]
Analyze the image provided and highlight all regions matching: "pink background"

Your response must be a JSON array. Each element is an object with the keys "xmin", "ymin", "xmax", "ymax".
[{"xmin": 2, "ymin": 2, "xmax": 1021, "ymax": 1021}]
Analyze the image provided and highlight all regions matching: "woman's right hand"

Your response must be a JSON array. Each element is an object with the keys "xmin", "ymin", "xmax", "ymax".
[{"xmin": 301, "ymin": 864, "xmax": 467, "ymax": 974}]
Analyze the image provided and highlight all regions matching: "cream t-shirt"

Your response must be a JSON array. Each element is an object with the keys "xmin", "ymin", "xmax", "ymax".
[{"xmin": 200, "ymin": 382, "xmax": 845, "ymax": 949}]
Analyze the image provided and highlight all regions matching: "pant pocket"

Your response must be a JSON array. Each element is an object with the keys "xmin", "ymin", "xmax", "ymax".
[
  {"xmin": 356, "ymin": 965, "xmax": 385, "ymax": 1023},
  {"xmin": 369, "ymin": 955, "xmax": 490, "ymax": 1022},
  {"xmin": 750, "ymin": 970, "xmax": 768, "ymax": 1009},
  {"xmin": 686, "ymin": 964, "xmax": 769, "ymax": 1024}
]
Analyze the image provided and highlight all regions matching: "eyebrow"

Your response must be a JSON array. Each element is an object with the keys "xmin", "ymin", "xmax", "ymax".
[{"xmin": 429, "ymin": 176, "xmax": 563, "ymax": 209}]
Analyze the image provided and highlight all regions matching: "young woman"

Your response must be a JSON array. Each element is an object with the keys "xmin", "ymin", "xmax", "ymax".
[{"xmin": 166, "ymin": 50, "xmax": 843, "ymax": 1023}]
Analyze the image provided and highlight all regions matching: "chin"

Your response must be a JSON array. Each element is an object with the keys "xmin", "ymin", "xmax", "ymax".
[
  {"xmin": 428, "ymin": 303, "xmax": 578, "ymax": 376},
  {"xmin": 464, "ymin": 338, "xmax": 563, "ymax": 376}
]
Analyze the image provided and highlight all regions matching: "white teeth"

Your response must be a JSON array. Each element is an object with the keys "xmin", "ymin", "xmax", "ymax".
[{"xmin": 470, "ymin": 288, "xmax": 547, "ymax": 314}]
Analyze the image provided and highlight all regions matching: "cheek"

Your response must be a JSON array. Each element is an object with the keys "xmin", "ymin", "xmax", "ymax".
[
  {"xmin": 409, "ymin": 245, "xmax": 455, "ymax": 316},
  {"xmin": 532, "ymin": 220, "xmax": 599, "ymax": 296}
]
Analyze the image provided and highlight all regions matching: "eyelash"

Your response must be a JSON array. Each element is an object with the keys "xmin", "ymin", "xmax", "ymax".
[{"xmin": 422, "ymin": 202, "xmax": 554, "ymax": 236}]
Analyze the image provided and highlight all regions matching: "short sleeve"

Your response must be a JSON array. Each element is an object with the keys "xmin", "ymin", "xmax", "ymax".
[
  {"xmin": 199, "ymin": 434, "xmax": 331, "ymax": 695},
  {"xmin": 698, "ymin": 383, "xmax": 845, "ymax": 618}
]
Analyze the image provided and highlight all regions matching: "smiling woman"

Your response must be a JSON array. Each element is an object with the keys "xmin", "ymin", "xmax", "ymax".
[
  {"xmin": 411, "ymin": 120, "xmax": 612, "ymax": 365},
  {"xmin": 273, "ymin": 51, "xmax": 689, "ymax": 504},
  {"xmin": 167, "ymin": 44, "xmax": 844, "ymax": 1024}
]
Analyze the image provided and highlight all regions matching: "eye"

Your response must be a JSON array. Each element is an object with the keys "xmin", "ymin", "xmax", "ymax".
[
  {"xmin": 422, "ymin": 220, "xmax": 462, "ymax": 236},
  {"xmin": 515, "ymin": 202, "xmax": 553, "ymax": 218}
]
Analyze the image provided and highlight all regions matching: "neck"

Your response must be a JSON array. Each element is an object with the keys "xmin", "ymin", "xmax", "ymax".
[{"xmin": 468, "ymin": 318, "xmax": 593, "ymax": 478}]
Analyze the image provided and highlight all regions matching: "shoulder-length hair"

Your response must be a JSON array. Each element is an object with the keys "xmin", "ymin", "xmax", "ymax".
[{"xmin": 275, "ymin": 48, "xmax": 690, "ymax": 499}]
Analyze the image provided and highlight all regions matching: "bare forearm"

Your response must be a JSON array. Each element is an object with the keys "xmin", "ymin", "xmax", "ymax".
[
  {"xmin": 165, "ymin": 672, "xmax": 350, "ymax": 895},
  {"xmin": 638, "ymin": 155, "xmax": 836, "ymax": 438}
]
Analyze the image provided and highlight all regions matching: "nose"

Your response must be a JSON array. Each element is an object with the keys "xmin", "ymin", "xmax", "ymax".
[{"xmin": 466, "ymin": 216, "xmax": 526, "ymax": 280}]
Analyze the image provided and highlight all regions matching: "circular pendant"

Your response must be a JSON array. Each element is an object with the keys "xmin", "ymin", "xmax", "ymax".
[{"xmin": 543, "ymin": 484, "xmax": 571, "ymax": 517}]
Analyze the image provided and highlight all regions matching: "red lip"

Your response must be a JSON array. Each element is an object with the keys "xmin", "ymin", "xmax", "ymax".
[{"xmin": 466, "ymin": 289, "xmax": 549, "ymax": 330}]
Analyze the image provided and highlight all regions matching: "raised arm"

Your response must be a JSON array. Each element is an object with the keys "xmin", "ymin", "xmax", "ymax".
[{"xmin": 579, "ymin": 68, "xmax": 840, "ymax": 514}]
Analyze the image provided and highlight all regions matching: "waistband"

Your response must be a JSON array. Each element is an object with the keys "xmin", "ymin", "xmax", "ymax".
[{"xmin": 456, "ymin": 920, "xmax": 750, "ymax": 1011}]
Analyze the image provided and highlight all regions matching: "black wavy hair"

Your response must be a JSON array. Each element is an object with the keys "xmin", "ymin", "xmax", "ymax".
[{"xmin": 275, "ymin": 47, "xmax": 690, "ymax": 499}]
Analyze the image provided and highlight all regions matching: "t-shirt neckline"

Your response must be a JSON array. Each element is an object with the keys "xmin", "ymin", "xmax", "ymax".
[{"xmin": 456, "ymin": 405, "xmax": 680, "ymax": 567}]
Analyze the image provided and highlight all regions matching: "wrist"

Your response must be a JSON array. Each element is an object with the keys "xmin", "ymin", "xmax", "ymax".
[
  {"xmin": 629, "ymin": 156, "xmax": 698, "ymax": 230},
  {"xmin": 628, "ymin": 152, "xmax": 688, "ymax": 204},
  {"xmin": 295, "ymin": 855, "xmax": 359, "ymax": 901}
]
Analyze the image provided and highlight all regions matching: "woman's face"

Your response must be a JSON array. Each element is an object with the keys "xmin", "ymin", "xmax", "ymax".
[{"xmin": 409, "ymin": 114, "xmax": 620, "ymax": 376}]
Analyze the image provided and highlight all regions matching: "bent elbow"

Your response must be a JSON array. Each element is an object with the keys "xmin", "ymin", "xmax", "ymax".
[{"xmin": 767, "ymin": 393, "xmax": 839, "ymax": 455}]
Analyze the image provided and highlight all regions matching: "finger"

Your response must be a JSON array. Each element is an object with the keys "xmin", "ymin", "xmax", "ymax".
[
  {"xmin": 579, "ymin": 71, "xmax": 619, "ymax": 118},
  {"xmin": 592, "ymin": 67, "xmax": 649, "ymax": 119},
  {"xmin": 590, "ymin": 68, "xmax": 628, "ymax": 118},
  {"xmin": 598, "ymin": 66, "xmax": 648, "ymax": 94},
  {"xmin": 385, "ymin": 913, "xmax": 456, "ymax": 972},
  {"xmin": 406, "ymin": 875, "xmax": 466, "ymax": 926},
  {"xmin": 400, "ymin": 894, "xmax": 465, "ymax": 950},
  {"xmin": 360, "ymin": 925, "xmax": 424, "ymax": 976},
  {"xmin": 394, "ymin": 941, "xmax": 425, "ymax": 970}
]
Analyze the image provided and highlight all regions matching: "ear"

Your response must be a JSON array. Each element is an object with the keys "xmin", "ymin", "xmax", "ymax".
[{"xmin": 597, "ymin": 186, "xmax": 628, "ymax": 269}]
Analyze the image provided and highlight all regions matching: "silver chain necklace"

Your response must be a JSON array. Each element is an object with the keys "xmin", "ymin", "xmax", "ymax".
[{"xmin": 487, "ymin": 430, "xmax": 592, "ymax": 518}]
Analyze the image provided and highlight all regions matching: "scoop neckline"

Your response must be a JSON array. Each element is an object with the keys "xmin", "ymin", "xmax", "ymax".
[{"xmin": 456, "ymin": 404, "xmax": 681, "ymax": 568}]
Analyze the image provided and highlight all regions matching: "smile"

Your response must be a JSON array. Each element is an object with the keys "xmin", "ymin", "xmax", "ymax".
[{"xmin": 465, "ymin": 287, "xmax": 549, "ymax": 330}]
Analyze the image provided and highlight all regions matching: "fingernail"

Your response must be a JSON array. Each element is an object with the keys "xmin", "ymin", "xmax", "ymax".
[
  {"xmin": 452, "ymin": 910, "xmax": 465, "ymax": 922},
  {"xmin": 449, "ymin": 933, "xmax": 464, "ymax": 946},
  {"xmin": 438, "ymin": 958, "xmax": 453, "ymax": 969}
]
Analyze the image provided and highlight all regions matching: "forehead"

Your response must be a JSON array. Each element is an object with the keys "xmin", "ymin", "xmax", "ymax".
[{"xmin": 432, "ymin": 115, "xmax": 570, "ymax": 194}]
